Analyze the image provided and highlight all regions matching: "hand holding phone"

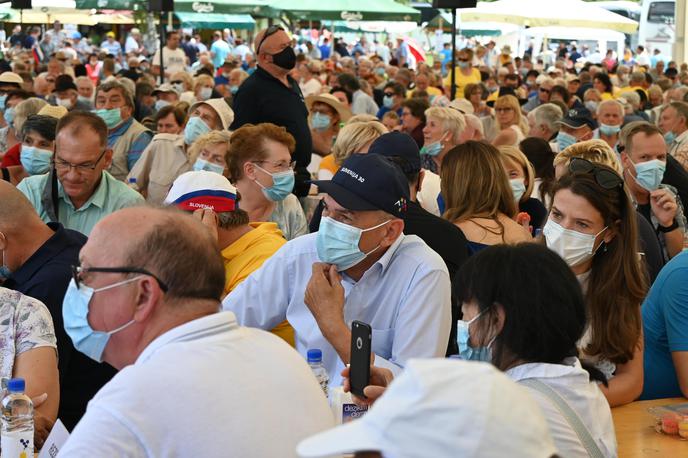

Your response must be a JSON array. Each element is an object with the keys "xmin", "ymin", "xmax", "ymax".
[{"xmin": 349, "ymin": 321, "xmax": 372, "ymax": 398}]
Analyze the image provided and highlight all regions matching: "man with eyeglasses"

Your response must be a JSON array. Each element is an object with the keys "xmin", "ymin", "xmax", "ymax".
[
  {"xmin": 523, "ymin": 77, "xmax": 554, "ymax": 113},
  {"xmin": 17, "ymin": 111, "xmax": 144, "ymax": 236},
  {"xmin": 59, "ymin": 207, "xmax": 333, "ymax": 456},
  {"xmin": 0, "ymin": 180, "xmax": 116, "ymax": 431},
  {"xmin": 230, "ymin": 26, "xmax": 312, "ymax": 197}
]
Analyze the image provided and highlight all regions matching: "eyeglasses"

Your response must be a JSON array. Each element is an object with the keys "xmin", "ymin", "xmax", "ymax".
[
  {"xmin": 256, "ymin": 25, "xmax": 284, "ymax": 54},
  {"xmin": 170, "ymin": 80, "xmax": 183, "ymax": 85},
  {"xmin": 539, "ymin": 88, "xmax": 551, "ymax": 94},
  {"xmin": 53, "ymin": 149, "xmax": 106, "ymax": 174},
  {"xmin": 568, "ymin": 157, "xmax": 624, "ymax": 190},
  {"xmin": 383, "ymin": 92, "xmax": 394, "ymax": 97},
  {"xmin": 252, "ymin": 160, "xmax": 295, "ymax": 172},
  {"xmin": 72, "ymin": 265, "xmax": 169, "ymax": 292}
]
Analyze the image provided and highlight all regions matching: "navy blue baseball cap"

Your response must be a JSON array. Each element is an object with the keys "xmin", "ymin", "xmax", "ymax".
[
  {"xmin": 367, "ymin": 132, "xmax": 421, "ymax": 175},
  {"xmin": 313, "ymin": 154, "xmax": 410, "ymax": 216},
  {"xmin": 557, "ymin": 107, "xmax": 598, "ymax": 130}
]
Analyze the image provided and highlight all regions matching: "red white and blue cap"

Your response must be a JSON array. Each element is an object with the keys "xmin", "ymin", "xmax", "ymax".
[{"xmin": 164, "ymin": 171, "xmax": 237, "ymax": 212}]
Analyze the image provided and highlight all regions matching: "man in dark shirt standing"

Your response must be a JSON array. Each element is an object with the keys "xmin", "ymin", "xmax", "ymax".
[
  {"xmin": 0, "ymin": 181, "xmax": 116, "ymax": 430},
  {"xmin": 230, "ymin": 26, "xmax": 311, "ymax": 197},
  {"xmin": 367, "ymin": 132, "xmax": 470, "ymax": 355}
]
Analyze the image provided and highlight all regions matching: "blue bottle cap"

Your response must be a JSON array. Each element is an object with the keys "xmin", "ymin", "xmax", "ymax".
[
  {"xmin": 7, "ymin": 378, "xmax": 25, "ymax": 393},
  {"xmin": 307, "ymin": 349, "xmax": 323, "ymax": 363}
]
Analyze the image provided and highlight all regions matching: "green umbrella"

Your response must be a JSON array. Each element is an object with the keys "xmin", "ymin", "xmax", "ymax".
[
  {"xmin": 271, "ymin": 0, "xmax": 420, "ymax": 22},
  {"xmin": 174, "ymin": 12, "xmax": 255, "ymax": 29},
  {"xmin": 75, "ymin": 0, "xmax": 279, "ymax": 16}
]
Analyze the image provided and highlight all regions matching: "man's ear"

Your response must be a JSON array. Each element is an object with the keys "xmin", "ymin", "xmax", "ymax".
[
  {"xmin": 381, "ymin": 219, "xmax": 404, "ymax": 247},
  {"xmin": 132, "ymin": 276, "xmax": 164, "ymax": 323}
]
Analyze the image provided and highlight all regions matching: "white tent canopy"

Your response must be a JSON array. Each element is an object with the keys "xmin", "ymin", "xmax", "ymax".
[
  {"xmin": 524, "ymin": 26, "xmax": 627, "ymax": 64},
  {"xmin": 459, "ymin": 0, "xmax": 638, "ymax": 34}
]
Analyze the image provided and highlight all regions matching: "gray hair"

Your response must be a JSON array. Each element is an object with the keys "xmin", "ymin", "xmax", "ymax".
[
  {"xmin": 597, "ymin": 99, "xmax": 624, "ymax": 117},
  {"xmin": 95, "ymin": 80, "xmax": 135, "ymax": 110},
  {"xmin": 530, "ymin": 103, "xmax": 563, "ymax": 132}
]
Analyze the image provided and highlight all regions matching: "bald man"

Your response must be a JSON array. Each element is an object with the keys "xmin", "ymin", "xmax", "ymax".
[
  {"xmin": 0, "ymin": 180, "xmax": 116, "ymax": 430},
  {"xmin": 230, "ymin": 26, "xmax": 312, "ymax": 197},
  {"xmin": 60, "ymin": 207, "xmax": 333, "ymax": 456}
]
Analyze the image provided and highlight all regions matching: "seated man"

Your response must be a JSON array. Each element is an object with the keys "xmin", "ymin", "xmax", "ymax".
[
  {"xmin": 641, "ymin": 250, "xmax": 688, "ymax": 399},
  {"xmin": 59, "ymin": 207, "xmax": 333, "ymax": 456},
  {"xmin": 94, "ymin": 80, "xmax": 153, "ymax": 181},
  {"xmin": 554, "ymin": 107, "xmax": 596, "ymax": 153},
  {"xmin": 52, "ymin": 75, "xmax": 92, "ymax": 112},
  {"xmin": 17, "ymin": 111, "xmax": 144, "ymax": 236},
  {"xmin": 164, "ymin": 170, "xmax": 294, "ymax": 345},
  {"xmin": 0, "ymin": 180, "xmax": 116, "ymax": 430},
  {"xmin": 223, "ymin": 154, "xmax": 452, "ymax": 386}
]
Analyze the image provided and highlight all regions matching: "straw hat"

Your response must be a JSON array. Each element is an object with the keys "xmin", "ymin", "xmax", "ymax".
[
  {"xmin": 306, "ymin": 93, "xmax": 352, "ymax": 122},
  {"xmin": 37, "ymin": 105, "xmax": 68, "ymax": 119}
]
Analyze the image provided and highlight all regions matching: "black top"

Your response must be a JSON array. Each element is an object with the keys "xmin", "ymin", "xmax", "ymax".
[
  {"xmin": 2, "ymin": 223, "xmax": 117, "ymax": 431},
  {"xmin": 519, "ymin": 197, "xmax": 548, "ymax": 235},
  {"xmin": 230, "ymin": 66, "xmax": 312, "ymax": 197},
  {"xmin": 635, "ymin": 210, "xmax": 665, "ymax": 283},
  {"xmin": 663, "ymin": 155, "xmax": 688, "ymax": 212}
]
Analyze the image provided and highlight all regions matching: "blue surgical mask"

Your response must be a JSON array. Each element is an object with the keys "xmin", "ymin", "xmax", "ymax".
[
  {"xmin": 62, "ymin": 278, "xmax": 137, "ymax": 363},
  {"xmin": 316, "ymin": 216, "xmax": 389, "ymax": 271},
  {"xmin": 599, "ymin": 123, "xmax": 621, "ymax": 136},
  {"xmin": 584, "ymin": 101, "xmax": 598, "ymax": 113},
  {"xmin": 4, "ymin": 107, "xmax": 15, "ymax": 127},
  {"xmin": 375, "ymin": 68, "xmax": 386, "ymax": 77},
  {"xmin": 631, "ymin": 158, "xmax": 666, "ymax": 192},
  {"xmin": 458, "ymin": 61, "xmax": 470, "ymax": 70},
  {"xmin": 254, "ymin": 163, "xmax": 295, "ymax": 202},
  {"xmin": 155, "ymin": 99, "xmax": 170, "ymax": 112},
  {"xmin": 193, "ymin": 158, "xmax": 225, "ymax": 175},
  {"xmin": 229, "ymin": 85, "xmax": 239, "ymax": 95},
  {"xmin": 457, "ymin": 311, "xmax": 494, "ymax": 362},
  {"xmin": 556, "ymin": 131, "xmax": 577, "ymax": 151},
  {"xmin": 383, "ymin": 95, "xmax": 394, "ymax": 108},
  {"xmin": 420, "ymin": 140, "xmax": 443, "ymax": 157},
  {"xmin": 0, "ymin": 94, "xmax": 7, "ymax": 111},
  {"xmin": 510, "ymin": 178, "xmax": 526, "ymax": 202},
  {"xmin": 20, "ymin": 145, "xmax": 52, "ymax": 175},
  {"xmin": 93, "ymin": 107, "xmax": 122, "ymax": 129},
  {"xmin": 664, "ymin": 131, "xmax": 677, "ymax": 145},
  {"xmin": 311, "ymin": 112, "xmax": 331, "ymax": 131},
  {"xmin": 184, "ymin": 116, "xmax": 211, "ymax": 145}
]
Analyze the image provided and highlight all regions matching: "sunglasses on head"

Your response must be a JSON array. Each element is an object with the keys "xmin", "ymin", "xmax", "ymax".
[
  {"xmin": 256, "ymin": 25, "xmax": 284, "ymax": 54},
  {"xmin": 568, "ymin": 157, "xmax": 624, "ymax": 190}
]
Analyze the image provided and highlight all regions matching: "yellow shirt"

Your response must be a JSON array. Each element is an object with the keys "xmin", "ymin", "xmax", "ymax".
[
  {"xmin": 318, "ymin": 154, "xmax": 339, "ymax": 176},
  {"xmin": 407, "ymin": 86, "xmax": 443, "ymax": 98},
  {"xmin": 600, "ymin": 92, "xmax": 614, "ymax": 101},
  {"xmin": 443, "ymin": 67, "xmax": 481, "ymax": 99},
  {"xmin": 221, "ymin": 222, "xmax": 294, "ymax": 346}
]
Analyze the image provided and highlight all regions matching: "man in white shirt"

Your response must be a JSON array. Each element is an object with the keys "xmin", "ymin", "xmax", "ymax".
[
  {"xmin": 152, "ymin": 31, "xmax": 187, "ymax": 82},
  {"xmin": 124, "ymin": 28, "xmax": 142, "ymax": 55},
  {"xmin": 223, "ymin": 154, "xmax": 452, "ymax": 386},
  {"xmin": 60, "ymin": 207, "xmax": 334, "ymax": 457}
]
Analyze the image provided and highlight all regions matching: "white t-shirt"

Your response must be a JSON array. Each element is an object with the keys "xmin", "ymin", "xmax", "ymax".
[
  {"xmin": 152, "ymin": 46, "xmax": 187, "ymax": 79},
  {"xmin": 60, "ymin": 312, "xmax": 334, "ymax": 457},
  {"xmin": 507, "ymin": 359, "xmax": 617, "ymax": 458}
]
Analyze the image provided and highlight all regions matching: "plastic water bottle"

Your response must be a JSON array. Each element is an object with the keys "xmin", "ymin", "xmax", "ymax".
[
  {"xmin": 127, "ymin": 177, "xmax": 138, "ymax": 190},
  {"xmin": 1, "ymin": 378, "xmax": 33, "ymax": 458},
  {"xmin": 307, "ymin": 349, "xmax": 329, "ymax": 397}
]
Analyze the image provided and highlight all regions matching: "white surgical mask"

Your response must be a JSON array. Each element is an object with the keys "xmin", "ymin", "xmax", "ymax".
[{"xmin": 543, "ymin": 219, "xmax": 607, "ymax": 267}]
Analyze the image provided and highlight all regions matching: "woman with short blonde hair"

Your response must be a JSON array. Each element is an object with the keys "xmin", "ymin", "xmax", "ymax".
[
  {"xmin": 420, "ymin": 106, "xmax": 465, "ymax": 174},
  {"xmin": 187, "ymin": 130, "xmax": 232, "ymax": 177},
  {"xmin": 171, "ymin": 71, "xmax": 195, "ymax": 103},
  {"xmin": 553, "ymin": 139, "xmax": 622, "ymax": 178},
  {"xmin": 492, "ymin": 95, "xmax": 528, "ymax": 147},
  {"xmin": 193, "ymin": 74, "xmax": 215, "ymax": 102}
]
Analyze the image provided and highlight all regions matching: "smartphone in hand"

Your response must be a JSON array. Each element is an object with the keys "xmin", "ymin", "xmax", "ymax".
[{"xmin": 349, "ymin": 321, "xmax": 372, "ymax": 398}]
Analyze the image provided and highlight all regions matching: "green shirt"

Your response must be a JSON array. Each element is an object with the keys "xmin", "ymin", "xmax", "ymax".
[{"xmin": 18, "ymin": 171, "xmax": 145, "ymax": 236}]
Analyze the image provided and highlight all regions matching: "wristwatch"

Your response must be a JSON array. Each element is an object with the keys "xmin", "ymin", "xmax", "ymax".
[{"xmin": 658, "ymin": 219, "xmax": 679, "ymax": 233}]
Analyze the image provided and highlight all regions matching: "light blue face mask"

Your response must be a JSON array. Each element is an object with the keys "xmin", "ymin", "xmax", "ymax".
[
  {"xmin": 20, "ymin": 145, "xmax": 53, "ymax": 175},
  {"xmin": 631, "ymin": 158, "xmax": 666, "ymax": 192},
  {"xmin": 62, "ymin": 278, "xmax": 137, "ymax": 363},
  {"xmin": 154, "ymin": 99, "xmax": 170, "ymax": 112},
  {"xmin": 556, "ymin": 131, "xmax": 577, "ymax": 151},
  {"xmin": 664, "ymin": 131, "xmax": 677, "ymax": 145},
  {"xmin": 193, "ymin": 158, "xmax": 225, "ymax": 175},
  {"xmin": 375, "ymin": 68, "xmax": 386, "ymax": 77},
  {"xmin": 510, "ymin": 178, "xmax": 526, "ymax": 202},
  {"xmin": 229, "ymin": 85, "xmax": 239, "ymax": 95},
  {"xmin": 457, "ymin": 311, "xmax": 494, "ymax": 362},
  {"xmin": 3, "ymin": 107, "xmax": 15, "ymax": 127},
  {"xmin": 316, "ymin": 217, "xmax": 389, "ymax": 271},
  {"xmin": 599, "ymin": 123, "xmax": 621, "ymax": 137},
  {"xmin": 184, "ymin": 116, "xmax": 211, "ymax": 145},
  {"xmin": 311, "ymin": 112, "xmax": 331, "ymax": 131},
  {"xmin": 254, "ymin": 163, "xmax": 295, "ymax": 202},
  {"xmin": 93, "ymin": 108, "xmax": 122, "ymax": 129},
  {"xmin": 420, "ymin": 140, "xmax": 443, "ymax": 157},
  {"xmin": 383, "ymin": 95, "xmax": 394, "ymax": 108},
  {"xmin": 0, "ymin": 94, "xmax": 7, "ymax": 111}
]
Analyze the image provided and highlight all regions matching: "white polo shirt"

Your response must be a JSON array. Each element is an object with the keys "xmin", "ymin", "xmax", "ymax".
[
  {"xmin": 60, "ymin": 311, "xmax": 334, "ymax": 457},
  {"xmin": 223, "ymin": 232, "xmax": 452, "ymax": 386}
]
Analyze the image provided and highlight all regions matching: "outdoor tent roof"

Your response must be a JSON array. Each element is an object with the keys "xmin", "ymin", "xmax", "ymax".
[
  {"xmin": 174, "ymin": 12, "xmax": 255, "ymax": 29},
  {"xmin": 270, "ymin": 0, "xmax": 420, "ymax": 22}
]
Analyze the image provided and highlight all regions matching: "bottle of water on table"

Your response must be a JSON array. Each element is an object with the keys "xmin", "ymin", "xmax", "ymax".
[
  {"xmin": 307, "ymin": 349, "xmax": 329, "ymax": 397},
  {"xmin": 1, "ymin": 378, "xmax": 33, "ymax": 458}
]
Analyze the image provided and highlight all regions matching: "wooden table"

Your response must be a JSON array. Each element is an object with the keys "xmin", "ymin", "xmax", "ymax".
[{"xmin": 612, "ymin": 397, "xmax": 687, "ymax": 457}]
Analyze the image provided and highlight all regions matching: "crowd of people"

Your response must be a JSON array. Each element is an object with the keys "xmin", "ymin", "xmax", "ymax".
[{"xmin": 0, "ymin": 19, "xmax": 687, "ymax": 456}]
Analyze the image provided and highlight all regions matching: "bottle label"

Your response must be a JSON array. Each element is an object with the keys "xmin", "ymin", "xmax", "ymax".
[
  {"xmin": 342, "ymin": 403, "xmax": 368, "ymax": 423},
  {"xmin": 1, "ymin": 429, "xmax": 34, "ymax": 458}
]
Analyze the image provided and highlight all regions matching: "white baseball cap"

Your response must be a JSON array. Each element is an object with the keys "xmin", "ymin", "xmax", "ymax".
[
  {"xmin": 189, "ymin": 98, "xmax": 235, "ymax": 130},
  {"xmin": 164, "ymin": 171, "xmax": 237, "ymax": 212},
  {"xmin": 297, "ymin": 359, "xmax": 557, "ymax": 458}
]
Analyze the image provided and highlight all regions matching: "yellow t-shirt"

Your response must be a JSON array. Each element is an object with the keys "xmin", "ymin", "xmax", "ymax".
[
  {"xmin": 318, "ymin": 154, "xmax": 339, "ymax": 176},
  {"xmin": 443, "ymin": 67, "xmax": 481, "ymax": 99},
  {"xmin": 600, "ymin": 92, "xmax": 614, "ymax": 101},
  {"xmin": 221, "ymin": 222, "xmax": 294, "ymax": 346},
  {"xmin": 407, "ymin": 86, "xmax": 443, "ymax": 98}
]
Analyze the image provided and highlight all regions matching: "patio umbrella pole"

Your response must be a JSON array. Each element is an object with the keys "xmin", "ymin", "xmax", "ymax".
[
  {"xmin": 450, "ymin": 7, "xmax": 457, "ymax": 100},
  {"xmin": 159, "ymin": 11, "xmax": 165, "ymax": 85}
]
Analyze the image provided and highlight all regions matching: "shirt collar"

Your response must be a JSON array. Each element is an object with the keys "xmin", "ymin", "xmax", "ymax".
[
  {"xmin": 59, "ymin": 170, "xmax": 109, "ymax": 210},
  {"xmin": 4, "ymin": 222, "xmax": 70, "ymax": 286},
  {"xmin": 675, "ymin": 129, "xmax": 688, "ymax": 144},
  {"xmin": 505, "ymin": 357, "xmax": 583, "ymax": 381},
  {"xmin": 370, "ymin": 233, "xmax": 405, "ymax": 277},
  {"xmin": 109, "ymin": 116, "xmax": 134, "ymax": 137},
  {"xmin": 136, "ymin": 311, "xmax": 238, "ymax": 364}
]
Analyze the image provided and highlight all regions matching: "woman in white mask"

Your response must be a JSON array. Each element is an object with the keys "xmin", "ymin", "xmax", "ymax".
[
  {"xmin": 306, "ymin": 93, "xmax": 351, "ymax": 179},
  {"xmin": 543, "ymin": 157, "xmax": 647, "ymax": 407},
  {"xmin": 193, "ymin": 75, "xmax": 215, "ymax": 103},
  {"xmin": 420, "ymin": 106, "xmax": 465, "ymax": 175}
]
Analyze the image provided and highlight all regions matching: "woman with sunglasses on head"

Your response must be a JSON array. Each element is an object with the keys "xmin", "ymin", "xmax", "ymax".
[
  {"xmin": 543, "ymin": 158, "xmax": 648, "ymax": 406},
  {"xmin": 492, "ymin": 95, "xmax": 528, "ymax": 147}
]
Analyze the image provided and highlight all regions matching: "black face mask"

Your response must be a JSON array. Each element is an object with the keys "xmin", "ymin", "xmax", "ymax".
[{"xmin": 270, "ymin": 46, "xmax": 296, "ymax": 71}]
